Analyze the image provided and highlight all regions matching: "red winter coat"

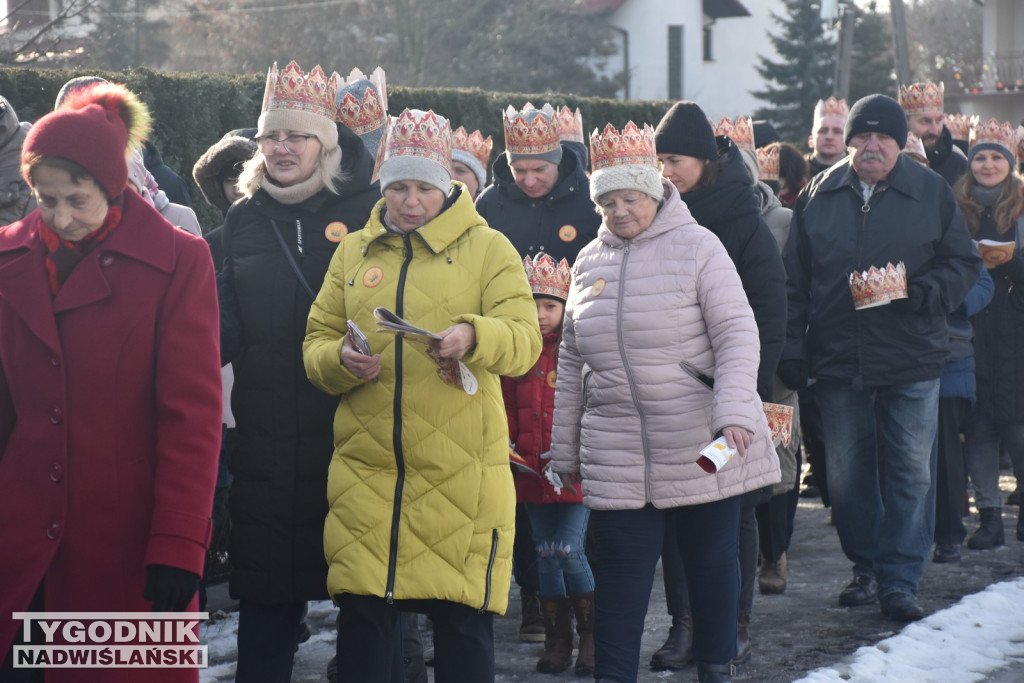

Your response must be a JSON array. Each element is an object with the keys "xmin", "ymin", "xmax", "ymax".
[
  {"xmin": 0, "ymin": 190, "xmax": 222, "ymax": 683},
  {"xmin": 502, "ymin": 332, "xmax": 583, "ymax": 504}
]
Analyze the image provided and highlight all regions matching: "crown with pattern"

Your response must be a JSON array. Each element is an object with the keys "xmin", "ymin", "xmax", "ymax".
[
  {"xmin": 714, "ymin": 116, "xmax": 754, "ymax": 152},
  {"xmin": 503, "ymin": 103, "xmax": 561, "ymax": 156},
  {"xmin": 260, "ymin": 61, "xmax": 336, "ymax": 119},
  {"xmin": 378, "ymin": 108, "xmax": 452, "ymax": 175},
  {"xmin": 524, "ymin": 252, "xmax": 571, "ymax": 301},
  {"xmin": 555, "ymin": 105, "xmax": 584, "ymax": 144},
  {"xmin": 813, "ymin": 96, "xmax": 849, "ymax": 124},
  {"xmin": 1017, "ymin": 125, "xmax": 1024, "ymax": 163},
  {"xmin": 969, "ymin": 118, "xmax": 1018, "ymax": 159},
  {"xmin": 756, "ymin": 146, "xmax": 779, "ymax": 181},
  {"xmin": 946, "ymin": 114, "xmax": 976, "ymax": 142},
  {"xmin": 898, "ymin": 82, "xmax": 944, "ymax": 116},
  {"xmin": 589, "ymin": 121, "xmax": 657, "ymax": 171},
  {"xmin": 452, "ymin": 126, "xmax": 493, "ymax": 169},
  {"xmin": 332, "ymin": 66, "xmax": 388, "ymax": 136},
  {"xmin": 848, "ymin": 262, "xmax": 908, "ymax": 310}
]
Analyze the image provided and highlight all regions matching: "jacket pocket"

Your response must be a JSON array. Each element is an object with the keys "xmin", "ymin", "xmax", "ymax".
[
  {"xmin": 679, "ymin": 361, "xmax": 714, "ymax": 390},
  {"xmin": 479, "ymin": 529, "xmax": 499, "ymax": 613},
  {"xmin": 582, "ymin": 367, "xmax": 594, "ymax": 410}
]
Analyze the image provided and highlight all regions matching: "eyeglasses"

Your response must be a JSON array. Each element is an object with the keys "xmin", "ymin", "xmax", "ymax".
[{"xmin": 256, "ymin": 134, "xmax": 316, "ymax": 155}]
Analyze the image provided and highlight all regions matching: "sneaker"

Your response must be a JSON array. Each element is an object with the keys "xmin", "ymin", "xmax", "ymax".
[
  {"xmin": 880, "ymin": 591, "xmax": 925, "ymax": 622},
  {"xmin": 838, "ymin": 574, "xmax": 878, "ymax": 607}
]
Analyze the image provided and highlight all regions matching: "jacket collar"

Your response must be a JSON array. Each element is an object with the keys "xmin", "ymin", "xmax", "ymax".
[
  {"xmin": 491, "ymin": 148, "xmax": 588, "ymax": 204},
  {"xmin": 363, "ymin": 182, "xmax": 480, "ymax": 255},
  {"xmin": 818, "ymin": 154, "xmax": 923, "ymax": 201}
]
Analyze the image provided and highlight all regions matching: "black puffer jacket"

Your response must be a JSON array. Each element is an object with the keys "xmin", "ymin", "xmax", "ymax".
[
  {"xmin": 681, "ymin": 137, "xmax": 788, "ymax": 401},
  {"xmin": 475, "ymin": 147, "xmax": 599, "ymax": 264},
  {"xmin": 784, "ymin": 154, "xmax": 981, "ymax": 389},
  {"xmin": 219, "ymin": 124, "xmax": 379, "ymax": 604},
  {"xmin": 926, "ymin": 126, "xmax": 969, "ymax": 188}
]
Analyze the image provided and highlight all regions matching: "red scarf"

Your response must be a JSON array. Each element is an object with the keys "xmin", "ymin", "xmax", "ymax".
[{"xmin": 38, "ymin": 197, "xmax": 123, "ymax": 295}]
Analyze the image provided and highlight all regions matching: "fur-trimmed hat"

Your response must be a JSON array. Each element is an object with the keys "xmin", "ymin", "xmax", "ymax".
[{"xmin": 193, "ymin": 129, "xmax": 258, "ymax": 214}]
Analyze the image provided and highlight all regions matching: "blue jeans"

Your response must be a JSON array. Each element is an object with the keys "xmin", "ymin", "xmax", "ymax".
[
  {"xmin": 816, "ymin": 378, "xmax": 939, "ymax": 596},
  {"xmin": 524, "ymin": 502, "xmax": 594, "ymax": 596}
]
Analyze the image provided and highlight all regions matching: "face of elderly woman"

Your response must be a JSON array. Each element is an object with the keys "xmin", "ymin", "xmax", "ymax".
[
  {"xmin": 258, "ymin": 130, "xmax": 322, "ymax": 187},
  {"xmin": 33, "ymin": 164, "xmax": 109, "ymax": 242},
  {"xmin": 384, "ymin": 180, "xmax": 447, "ymax": 232},
  {"xmin": 596, "ymin": 189, "xmax": 659, "ymax": 239}
]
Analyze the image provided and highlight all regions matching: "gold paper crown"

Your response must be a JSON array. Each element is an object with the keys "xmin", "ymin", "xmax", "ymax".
[
  {"xmin": 849, "ymin": 262, "xmax": 908, "ymax": 309},
  {"xmin": 714, "ymin": 116, "xmax": 754, "ymax": 152},
  {"xmin": 381, "ymin": 109, "xmax": 452, "ymax": 172},
  {"xmin": 969, "ymin": 118, "xmax": 1018, "ymax": 159},
  {"xmin": 452, "ymin": 126, "xmax": 493, "ymax": 169},
  {"xmin": 503, "ymin": 103, "xmax": 561, "ymax": 156},
  {"xmin": 904, "ymin": 132, "xmax": 928, "ymax": 159},
  {"xmin": 589, "ymin": 121, "xmax": 657, "ymax": 172},
  {"xmin": 945, "ymin": 114, "xmax": 977, "ymax": 142},
  {"xmin": 813, "ymin": 96, "xmax": 849, "ymax": 122},
  {"xmin": 524, "ymin": 252, "xmax": 571, "ymax": 301},
  {"xmin": 261, "ymin": 61, "xmax": 336, "ymax": 120},
  {"xmin": 898, "ymin": 82, "xmax": 944, "ymax": 116},
  {"xmin": 1017, "ymin": 125, "xmax": 1024, "ymax": 163},
  {"xmin": 555, "ymin": 105, "xmax": 584, "ymax": 144},
  {"xmin": 756, "ymin": 146, "xmax": 779, "ymax": 181},
  {"xmin": 332, "ymin": 66, "xmax": 388, "ymax": 136}
]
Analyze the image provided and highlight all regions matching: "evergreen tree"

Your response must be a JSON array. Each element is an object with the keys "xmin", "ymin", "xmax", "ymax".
[
  {"xmin": 752, "ymin": 0, "xmax": 836, "ymax": 146},
  {"xmin": 848, "ymin": 2, "xmax": 896, "ymax": 102}
]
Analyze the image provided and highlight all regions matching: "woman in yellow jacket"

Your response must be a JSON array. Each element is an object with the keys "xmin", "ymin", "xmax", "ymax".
[{"xmin": 303, "ymin": 109, "xmax": 542, "ymax": 682}]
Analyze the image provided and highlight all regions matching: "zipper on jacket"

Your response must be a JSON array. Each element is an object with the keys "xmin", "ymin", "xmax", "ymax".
[
  {"xmin": 616, "ymin": 241, "xmax": 653, "ymax": 502},
  {"xmin": 385, "ymin": 234, "xmax": 415, "ymax": 604},
  {"xmin": 853, "ymin": 185, "xmax": 885, "ymax": 387},
  {"xmin": 295, "ymin": 219, "xmax": 304, "ymax": 255},
  {"xmin": 478, "ymin": 529, "xmax": 499, "ymax": 613}
]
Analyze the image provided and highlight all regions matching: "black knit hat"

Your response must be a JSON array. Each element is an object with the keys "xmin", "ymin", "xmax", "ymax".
[
  {"xmin": 845, "ymin": 94, "xmax": 908, "ymax": 149},
  {"xmin": 654, "ymin": 101, "xmax": 718, "ymax": 160},
  {"xmin": 753, "ymin": 120, "xmax": 780, "ymax": 149}
]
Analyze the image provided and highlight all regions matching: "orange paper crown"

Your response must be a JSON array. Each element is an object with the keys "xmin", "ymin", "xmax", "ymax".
[
  {"xmin": 261, "ymin": 61, "xmax": 336, "ymax": 119},
  {"xmin": 555, "ymin": 105, "xmax": 584, "ymax": 144},
  {"xmin": 969, "ymin": 118, "xmax": 1018, "ymax": 159},
  {"xmin": 714, "ymin": 116, "xmax": 754, "ymax": 152},
  {"xmin": 589, "ymin": 121, "xmax": 657, "ymax": 172},
  {"xmin": 503, "ymin": 103, "xmax": 561, "ymax": 156},
  {"xmin": 380, "ymin": 109, "xmax": 452, "ymax": 172},
  {"xmin": 452, "ymin": 126, "xmax": 493, "ymax": 169},
  {"xmin": 903, "ymin": 132, "xmax": 928, "ymax": 160},
  {"xmin": 763, "ymin": 402, "xmax": 793, "ymax": 447},
  {"xmin": 813, "ymin": 96, "xmax": 849, "ymax": 123},
  {"xmin": 946, "ymin": 114, "xmax": 976, "ymax": 142},
  {"xmin": 524, "ymin": 252, "xmax": 571, "ymax": 301},
  {"xmin": 756, "ymin": 146, "xmax": 779, "ymax": 181},
  {"xmin": 332, "ymin": 66, "xmax": 388, "ymax": 136},
  {"xmin": 898, "ymin": 82, "xmax": 944, "ymax": 116},
  {"xmin": 849, "ymin": 262, "xmax": 908, "ymax": 310}
]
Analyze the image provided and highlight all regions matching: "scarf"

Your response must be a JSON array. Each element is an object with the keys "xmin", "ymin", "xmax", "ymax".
[{"xmin": 38, "ymin": 196, "xmax": 124, "ymax": 295}]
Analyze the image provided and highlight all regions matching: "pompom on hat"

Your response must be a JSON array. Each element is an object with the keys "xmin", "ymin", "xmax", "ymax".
[
  {"xmin": 24, "ymin": 81, "xmax": 152, "ymax": 198},
  {"xmin": 589, "ymin": 121, "xmax": 663, "ymax": 202}
]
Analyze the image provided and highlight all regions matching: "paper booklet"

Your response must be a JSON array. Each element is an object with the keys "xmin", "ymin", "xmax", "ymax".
[
  {"xmin": 373, "ymin": 307, "xmax": 478, "ymax": 395},
  {"xmin": 977, "ymin": 239, "xmax": 1015, "ymax": 269}
]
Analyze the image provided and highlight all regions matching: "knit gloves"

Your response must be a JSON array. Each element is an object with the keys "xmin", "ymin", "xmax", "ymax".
[{"xmin": 143, "ymin": 564, "xmax": 200, "ymax": 612}]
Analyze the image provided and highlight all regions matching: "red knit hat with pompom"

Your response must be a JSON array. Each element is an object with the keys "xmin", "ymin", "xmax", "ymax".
[{"xmin": 23, "ymin": 82, "xmax": 152, "ymax": 198}]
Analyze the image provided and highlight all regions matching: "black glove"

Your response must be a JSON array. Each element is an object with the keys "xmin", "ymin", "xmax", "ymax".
[
  {"xmin": 889, "ymin": 284, "xmax": 926, "ymax": 314},
  {"xmin": 777, "ymin": 359, "xmax": 808, "ymax": 391},
  {"xmin": 143, "ymin": 564, "xmax": 200, "ymax": 612}
]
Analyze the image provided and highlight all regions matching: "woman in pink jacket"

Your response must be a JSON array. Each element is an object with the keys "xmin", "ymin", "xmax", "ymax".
[{"xmin": 548, "ymin": 122, "xmax": 779, "ymax": 683}]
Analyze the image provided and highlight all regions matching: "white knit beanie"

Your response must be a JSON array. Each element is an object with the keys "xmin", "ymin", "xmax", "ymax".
[
  {"xmin": 589, "ymin": 164, "xmax": 663, "ymax": 202},
  {"xmin": 257, "ymin": 108, "xmax": 338, "ymax": 152}
]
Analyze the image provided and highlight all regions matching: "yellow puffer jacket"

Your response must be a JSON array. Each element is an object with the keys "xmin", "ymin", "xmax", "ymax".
[{"xmin": 304, "ymin": 185, "xmax": 542, "ymax": 614}]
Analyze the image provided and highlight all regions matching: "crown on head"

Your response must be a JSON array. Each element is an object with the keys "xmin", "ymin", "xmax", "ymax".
[
  {"xmin": 555, "ymin": 105, "xmax": 584, "ymax": 144},
  {"xmin": 898, "ymin": 82, "xmax": 944, "ymax": 116},
  {"xmin": 261, "ymin": 61, "xmax": 336, "ymax": 120},
  {"xmin": 524, "ymin": 252, "xmax": 571, "ymax": 301},
  {"xmin": 849, "ymin": 262, "xmax": 908, "ymax": 310},
  {"xmin": 714, "ymin": 116, "xmax": 754, "ymax": 152},
  {"xmin": 945, "ymin": 114, "xmax": 976, "ymax": 142},
  {"xmin": 452, "ymin": 126, "xmax": 493, "ymax": 169},
  {"xmin": 813, "ymin": 96, "xmax": 849, "ymax": 123},
  {"xmin": 381, "ymin": 109, "xmax": 452, "ymax": 172},
  {"xmin": 503, "ymin": 103, "xmax": 561, "ymax": 156},
  {"xmin": 332, "ymin": 66, "xmax": 388, "ymax": 136},
  {"xmin": 969, "ymin": 118, "xmax": 1018, "ymax": 159},
  {"xmin": 756, "ymin": 146, "xmax": 779, "ymax": 181},
  {"xmin": 904, "ymin": 132, "xmax": 927, "ymax": 159},
  {"xmin": 589, "ymin": 121, "xmax": 657, "ymax": 172}
]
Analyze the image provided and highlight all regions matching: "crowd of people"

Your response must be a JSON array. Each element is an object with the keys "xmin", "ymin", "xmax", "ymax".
[{"xmin": 0, "ymin": 61, "xmax": 1021, "ymax": 683}]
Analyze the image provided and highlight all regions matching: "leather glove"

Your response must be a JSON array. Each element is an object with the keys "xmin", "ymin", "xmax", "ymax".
[
  {"xmin": 143, "ymin": 564, "xmax": 200, "ymax": 612},
  {"xmin": 776, "ymin": 359, "xmax": 808, "ymax": 391}
]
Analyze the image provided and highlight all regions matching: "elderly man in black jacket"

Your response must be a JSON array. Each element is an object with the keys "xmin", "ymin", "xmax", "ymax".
[{"xmin": 780, "ymin": 94, "xmax": 980, "ymax": 624}]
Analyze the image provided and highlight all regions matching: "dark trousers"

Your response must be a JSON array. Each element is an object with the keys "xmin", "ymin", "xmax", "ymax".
[
  {"xmin": 755, "ymin": 486, "xmax": 798, "ymax": 564},
  {"xmin": 799, "ymin": 384, "xmax": 830, "ymax": 506},
  {"xmin": 512, "ymin": 503, "xmax": 540, "ymax": 592},
  {"xmin": 234, "ymin": 599, "xmax": 305, "ymax": 683},
  {"xmin": 590, "ymin": 498, "xmax": 742, "ymax": 682},
  {"xmin": 335, "ymin": 594, "xmax": 494, "ymax": 683},
  {"xmin": 934, "ymin": 397, "xmax": 969, "ymax": 545}
]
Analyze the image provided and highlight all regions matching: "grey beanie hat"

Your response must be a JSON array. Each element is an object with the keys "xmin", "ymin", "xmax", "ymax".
[
  {"xmin": 336, "ymin": 74, "xmax": 387, "ymax": 162},
  {"xmin": 377, "ymin": 109, "xmax": 453, "ymax": 195},
  {"xmin": 505, "ymin": 105, "xmax": 563, "ymax": 165},
  {"xmin": 379, "ymin": 156, "xmax": 451, "ymax": 195},
  {"xmin": 451, "ymin": 149, "xmax": 487, "ymax": 191}
]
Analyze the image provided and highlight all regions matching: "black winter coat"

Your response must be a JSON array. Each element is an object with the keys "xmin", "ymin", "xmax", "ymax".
[
  {"xmin": 218, "ymin": 125, "xmax": 380, "ymax": 604},
  {"xmin": 784, "ymin": 155, "xmax": 981, "ymax": 388},
  {"xmin": 475, "ymin": 147, "xmax": 599, "ymax": 264},
  {"xmin": 927, "ymin": 126, "xmax": 969, "ymax": 188},
  {"xmin": 681, "ymin": 137, "xmax": 788, "ymax": 401}
]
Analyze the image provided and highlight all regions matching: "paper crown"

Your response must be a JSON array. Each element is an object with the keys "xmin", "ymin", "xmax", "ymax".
[
  {"xmin": 332, "ymin": 66, "xmax": 388, "ymax": 136},
  {"xmin": 813, "ymin": 96, "xmax": 849, "ymax": 123},
  {"xmin": 903, "ymin": 132, "xmax": 928, "ymax": 160},
  {"xmin": 261, "ymin": 61, "xmax": 336, "ymax": 120},
  {"xmin": 452, "ymin": 126, "xmax": 493, "ymax": 169},
  {"xmin": 763, "ymin": 402, "xmax": 793, "ymax": 447},
  {"xmin": 379, "ymin": 108, "xmax": 452, "ymax": 173},
  {"xmin": 503, "ymin": 103, "xmax": 561, "ymax": 156},
  {"xmin": 1017, "ymin": 125, "xmax": 1024, "ymax": 162},
  {"xmin": 524, "ymin": 252, "xmax": 571, "ymax": 301},
  {"xmin": 946, "ymin": 114, "xmax": 977, "ymax": 142},
  {"xmin": 898, "ymin": 82, "xmax": 944, "ymax": 116},
  {"xmin": 589, "ymin": 121, "xmax": 657, "ymax": 172},
  {"xmin": 849, "ymin": 262, "xmax": 908, "ymax": 310},
  {"xmin": 969, "ymin": 118, "xmax": 1018, "ymax": 159},
  {"xmin": 555, "ymin": 105, "xmax": 584, "ymax": 144},
  {"xmin": 756, "ymin": 146, "xmax": 779, "ymax": 181},
  {"xmin": 714, "ymin": 116, "xmax": 754, "ymax": 152}
]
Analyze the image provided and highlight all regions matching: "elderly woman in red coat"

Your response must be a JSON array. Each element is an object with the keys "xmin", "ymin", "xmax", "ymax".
[{"xmin": 0, "ymin": 84, "xmax": 222, "ymax": 682}]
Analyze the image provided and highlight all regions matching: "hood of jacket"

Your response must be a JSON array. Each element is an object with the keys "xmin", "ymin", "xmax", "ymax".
[{"xmin": 193, "ymin": 131, "xmax": 257, "ymax": 215}]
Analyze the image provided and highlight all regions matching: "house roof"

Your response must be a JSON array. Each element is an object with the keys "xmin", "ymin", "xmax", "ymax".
[{"xmin": 576, "ymin": 0, "xmax": 751, "ymax": 18}]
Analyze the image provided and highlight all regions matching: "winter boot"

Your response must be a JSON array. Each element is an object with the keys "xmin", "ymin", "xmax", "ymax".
[
  {"xmin": 519, "ymin": 588, "xmax": 545, "ymax": 643},
  {"xmin": 697, "ymin": 661, "xmax": 735, "ymax": 683},
  {"xmin": 570, "ymin": 592, "xmax": 595, "ymax": 676},
  {"xmin": 967, "ymin": 507, "xmax": 1005, "ymax": 550},
  {"xmin": 649, "ymin": 615, "xmax": 693, "ymax": 670},
  {"xmin": 732, "ymin": 612, "xmax": 751, "ymax": 664},
  {"xmin": 536, "ymin": 596, "xmax": 574, "ymax": 674},
  {"xmin": 757, "ymin": 552, "xmax": 787, "ymax": 595}
]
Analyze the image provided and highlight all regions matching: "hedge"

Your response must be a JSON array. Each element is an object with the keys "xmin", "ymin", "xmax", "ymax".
[{"xmin": 0, "ymin": 67, "xmax": 674, "ymax": 230}]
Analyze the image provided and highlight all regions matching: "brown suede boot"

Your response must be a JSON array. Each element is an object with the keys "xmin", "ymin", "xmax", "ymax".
[
  {"xmin": 519, "ymin": 588, "xmax": 545, "ymax": 643},
  {"xmin": 758, "ymin": 552, "xmax": 787, "ymax": 595},
  {"xmin": 570, "ymin": 592, "xmax": 595, "ymax": 676},
  {"xmin": 537, "ymin": 596, "xmax": 574, "ymax": 674}
]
